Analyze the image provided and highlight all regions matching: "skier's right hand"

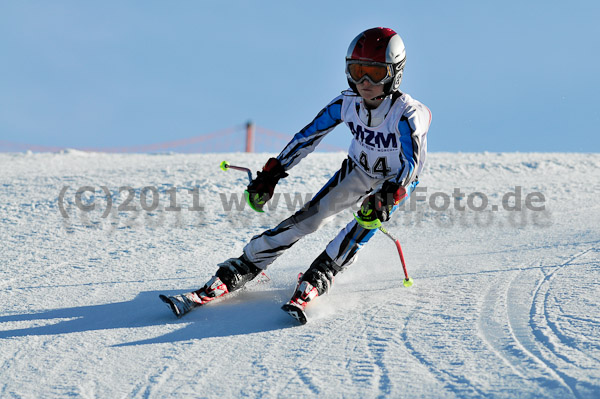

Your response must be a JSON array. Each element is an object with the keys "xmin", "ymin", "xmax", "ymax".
[
  {"xmin": 245, "ymin": 158, "xmax": 288, "ymax": 212},
  {"xmin": 354, "ymin": 181, "xmax": 407, "ymax": 229}
]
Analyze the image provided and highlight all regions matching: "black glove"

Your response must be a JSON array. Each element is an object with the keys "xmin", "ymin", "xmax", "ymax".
[
  {"xmin": 245, "ymin": 158, "xmax": 288, "ymax": 212},
  {"xmin": 355, "ymin": 181, "xmax": 407, "ymax": 229}
]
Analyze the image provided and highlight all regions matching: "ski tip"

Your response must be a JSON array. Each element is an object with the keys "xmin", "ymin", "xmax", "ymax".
[
  {"xmin": 281, "ymin": 303, "xmax": 308, "ymax": 325},
  {"xmin": 159, "ymin": 294, "xmax": 183, "ymax": 318},
  {"xmin": 159, "ymin": 294, "xmax": 171, "ymax": 305}
]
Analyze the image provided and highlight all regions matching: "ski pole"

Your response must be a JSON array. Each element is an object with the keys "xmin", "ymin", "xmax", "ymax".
[
  {"xmin": 220, "ymin": 160, "xmax": 253, "ymax": 184},
  {"xmin": 378, "ymin": 225, "xmax": 414, "ymax": 287},
  {"xmin": 219, "ymin": 160, "xmax": 272, "ymax": 279}
]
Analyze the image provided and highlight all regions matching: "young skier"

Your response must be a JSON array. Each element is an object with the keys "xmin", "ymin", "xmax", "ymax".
[{"xmin": 161, "ymin": 27, "xmax": 432, "ymax": 323}]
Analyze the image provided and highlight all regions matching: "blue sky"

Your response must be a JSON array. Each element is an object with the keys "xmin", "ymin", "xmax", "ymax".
[{"xmin": 1, "ymin": 1, "xmax": 598, "ymax": 152}]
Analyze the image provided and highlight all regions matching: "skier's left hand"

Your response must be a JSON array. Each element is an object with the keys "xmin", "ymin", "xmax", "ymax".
[
  {"xmin": 245, "ymin": 158, "xmax": 288, "ymax": 212},
  {"xmin": 355, "ymin": 181, "xmax": 407, "ymax": 229}
]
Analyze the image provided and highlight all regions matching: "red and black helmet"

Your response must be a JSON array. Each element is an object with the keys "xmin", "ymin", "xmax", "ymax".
[{"xmin": 345, "ymin": 27, "xmax": 406, "ymax": 96}]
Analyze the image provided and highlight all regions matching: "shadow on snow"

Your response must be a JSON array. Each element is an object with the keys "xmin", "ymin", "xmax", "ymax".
[{"xmin": 0, "ymin": 288, "xmax": 298, "ymax": 345}]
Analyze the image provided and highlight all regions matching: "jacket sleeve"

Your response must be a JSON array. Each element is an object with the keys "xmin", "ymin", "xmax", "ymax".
[
  {"xmin": 276, "ymin": 95, "xmax": 344, "ymax": 170},
  {"xmin": 392, "ymin": 102, "xmax": 431, "ymax": 187}
]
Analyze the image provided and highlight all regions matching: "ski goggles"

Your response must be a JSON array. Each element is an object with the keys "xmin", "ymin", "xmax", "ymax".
[{"xmin": 346, "ymin": 61, "xmax": 394, "ymax": 85}]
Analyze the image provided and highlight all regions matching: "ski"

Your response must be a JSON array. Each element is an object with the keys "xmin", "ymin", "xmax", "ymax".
[
  {"xmin": 159, "ymin": 276, "xmax": 229, "ymax": 318},
  {"xmin": 280, "ymin": 274, "xmax": 317, "ymax": 325},
  {"xmin": 281, "ymin": 303, "xmax": 308, "ymax": 325},
  {"xmin": 159, "ymin": 271, "xmax": 273, "ymax": 319},
  {"xmin": 159, "ymin": 294, "xmax": 202, "ymax": 318}
]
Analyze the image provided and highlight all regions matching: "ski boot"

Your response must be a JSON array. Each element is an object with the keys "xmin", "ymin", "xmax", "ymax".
[
  {"xmin": 282, "ymin": 251, "xmax": 340, "ymax": 324},
  {"xmin": 160, "ymin": 254, "xmax": 262, "ymax": 318}
]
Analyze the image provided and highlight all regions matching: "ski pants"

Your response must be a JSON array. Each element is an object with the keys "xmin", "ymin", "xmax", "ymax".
[{"xmin": 243, "ymin": 157, "xmax": 417, "ymax": 270}]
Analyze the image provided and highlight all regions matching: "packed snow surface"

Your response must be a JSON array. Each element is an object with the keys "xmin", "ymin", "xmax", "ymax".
[{"xmin": 1, "ymin": 151, "xmax": 599, "ymax": 398}]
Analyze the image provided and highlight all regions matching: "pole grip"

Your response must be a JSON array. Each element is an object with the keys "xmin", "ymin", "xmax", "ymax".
[{"xmin": 220, "ymin": 161, "xmax": 254, "ymax": 183}]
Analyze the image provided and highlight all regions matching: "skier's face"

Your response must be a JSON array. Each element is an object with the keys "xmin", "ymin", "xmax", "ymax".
[{"xmin": 356, "ymin": 79, "xmax": 385, "ymax": 108}]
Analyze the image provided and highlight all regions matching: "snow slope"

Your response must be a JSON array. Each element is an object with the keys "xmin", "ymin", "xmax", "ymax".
[{"xmin": 0, "ymin": 151, "xmax": 599, "ymax": 398}]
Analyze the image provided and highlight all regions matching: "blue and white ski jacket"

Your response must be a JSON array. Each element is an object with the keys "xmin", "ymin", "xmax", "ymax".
[{"xmin": 277, "ymin": 90, "xmax": 431, "ymax": 187}]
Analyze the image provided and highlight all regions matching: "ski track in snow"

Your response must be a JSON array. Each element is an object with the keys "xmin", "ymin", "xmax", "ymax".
[{"xmin": 0, "ymin": 151, "xmax": 599, "ymax": 398}]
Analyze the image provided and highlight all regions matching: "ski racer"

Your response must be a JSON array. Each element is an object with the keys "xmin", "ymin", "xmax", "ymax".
[{"xmin": 161, "ymin": 27, "xmax": 432, "ymax": 323}]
